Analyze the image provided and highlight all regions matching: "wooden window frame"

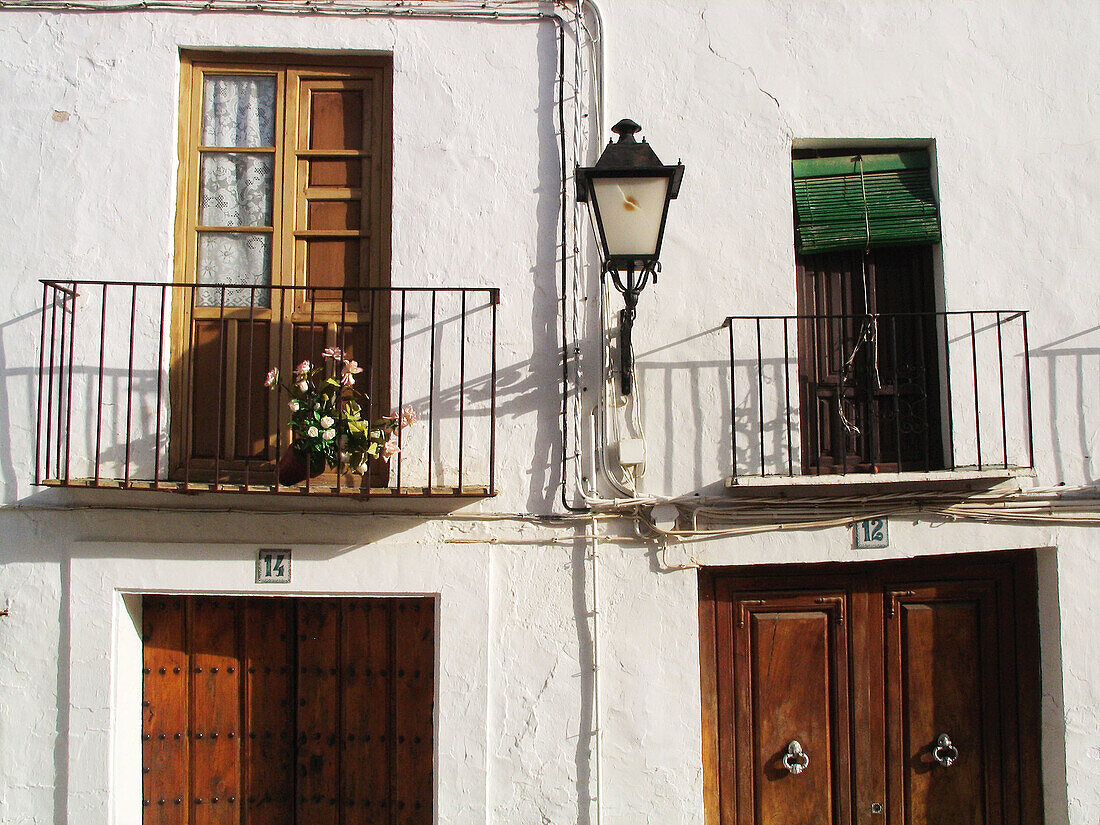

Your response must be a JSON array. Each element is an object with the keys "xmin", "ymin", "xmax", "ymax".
[{"xmin": 169, "ymin": 51, "xmax": 393, "ymax": 481}]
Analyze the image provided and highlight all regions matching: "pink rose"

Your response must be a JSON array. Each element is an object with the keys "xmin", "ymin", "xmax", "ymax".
[
  {"xmin": 399, "ymin": 406, "xmax": 418, "ymax": 428},
  {"xmin": 294, "ymin": 359, "xmax": 312, "ymax": 376},
  {"xmin": 340, "ymin": 359, "xmax": 363, "ymax": 387},
  {"xmin": 264, "ymin": 367, "xmax": 279, "ymax": 388},
  {"xmin": 382, "ymin": 435, "xmax": 401, "ymax": 459},
  {"xmin": 322, "ymin": 346, "xmax": 343, "ymax": 359}
]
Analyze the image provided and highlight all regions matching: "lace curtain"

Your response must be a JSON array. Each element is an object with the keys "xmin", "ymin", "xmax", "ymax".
[{"xmin": 197, "ymin": 76, "xmax": 276, "ymax": 308}]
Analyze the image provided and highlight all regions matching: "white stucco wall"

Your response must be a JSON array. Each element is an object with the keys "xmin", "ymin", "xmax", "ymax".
[{"xmin": 0, "ymin": 2, "xmax": 1097, "ymax": 824}]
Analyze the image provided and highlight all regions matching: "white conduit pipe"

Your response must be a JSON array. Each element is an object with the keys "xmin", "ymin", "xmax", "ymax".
[{"xmin": 590, "ymin": 515, "xmax": 603, "ymax": 825}]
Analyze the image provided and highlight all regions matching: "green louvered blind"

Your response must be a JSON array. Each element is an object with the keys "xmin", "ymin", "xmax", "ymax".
[{"xmin": 792, "ymin": 151, "xmax": 941, "ymax": 254}]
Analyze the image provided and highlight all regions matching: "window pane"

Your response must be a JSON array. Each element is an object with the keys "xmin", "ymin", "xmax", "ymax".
[
  {"xmin": 199, "ymin": 152, "xmax": 274, "ymax": 227},
  {"xmin": 197, "ymin": 232, "xmax": 272, "ymax": 308},
  {"xmin": 202, "ymin": 75, "xmax": 276, "ymax": 148}
]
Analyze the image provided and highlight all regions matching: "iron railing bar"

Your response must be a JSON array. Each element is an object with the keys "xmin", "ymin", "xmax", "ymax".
[
  {"xmin": 996, "ymin": 311, "xmax": 1008, "ymax": 469},
  {"xmin": 55, "ymin": 290, "xmax": 70, "ymax": 482},
  {"xmin": 942, "ymin": 313, "xmax": 956, "ymax": 470},
  {"xmin": 812, "ymin": 315, "xmax": 823, "ymax": 475},
  {"xmin": 213, "ymin": 287, "xmax": 228, "ymax": 491},
  {"xmin": 723, "ymin": 310, "xmax": 1028, "ymax": 322},
  {"xmin": 428, "ymin": 291, "xmax": 437, "ymax": 490},
  {"xmin": 490, "ymin": 289, "xmax": 499, "ymax": 494},
  {"xmin": 728, "ymin": 319, "xmax": 737, "ymax": 478},
  {"xmin": 154, "ymin": 284, "xmax": 166, "ymax": 488},
  {"xmin": 93, "ymin": 284, "xmax": 108, "ymax": 486},
  {"xmin": 35, "ymin": 281, "xmax": 48, "ymax": 485},
  {"xmin": 63, "ymin": 283, "xmax": 77, "ymax": 483},
  {"xmin": 864, "ymin": 316, "xmax": 875, "ymax": 471},
  {"xmin": 1022, "ymin": 312, "xmax": 1035, "ymax": 469},
  {"xmin": 243, "ymin": 286, "xmax": 257, "ymax": 489},
  {"xmin": 38, "ymin": 278, "xmax": 494, "ymax": 296},
  {"xmin": 43, "ymin": 287, "xmax": 58, "ymax": 483},
  {"xmin": 458, "ymin": 291, "xmax": 466, "ymax": 490},
  {"xmin": 184, "ymin": 284, "xmax": 198, "ymax": 488},
  {"xmin": 124, "ymin": 283, "xmax": 137, "ymax": 487},
  {"xmin": 970, "ymin": 312, "xmax": 982, "ymax": 470},
  {"xmin": 397, "ymin": 290, "xmax": 406, "ymax": 491},
  {"xmin": 782, "ymin": 318, "xmax": 792, "ymax": 477},
  {"xmin": 755, "ymin": 318, "xmax": 764, "ymax": 477},
  {"xmin": 273, "ymin": 285, "xmax": 285, "ymax": 490}
]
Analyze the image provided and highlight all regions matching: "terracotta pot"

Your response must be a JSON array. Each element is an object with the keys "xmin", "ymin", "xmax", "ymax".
[{"xmin": 277, "ymin": 448, "xmax": 325, "ymax": 486}]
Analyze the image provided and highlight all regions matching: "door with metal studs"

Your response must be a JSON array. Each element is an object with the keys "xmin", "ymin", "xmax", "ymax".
[
  {"xmin": 701, "ymin": 552, "xmax": 1043, "ymax": 825},
  {"xmin": 141, "ymin": 595, "xmax": 434, "ymax": 825}
]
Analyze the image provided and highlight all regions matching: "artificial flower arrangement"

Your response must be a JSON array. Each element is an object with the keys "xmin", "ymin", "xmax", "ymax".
[{"xmin": 264, "ymin": 347, "xmax": 416, "ymax": 484}]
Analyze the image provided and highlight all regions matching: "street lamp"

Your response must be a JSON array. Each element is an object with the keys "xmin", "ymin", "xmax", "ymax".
[{"xmin": 577, "ymin": 118, "xmax": 684, "ymax": 395}]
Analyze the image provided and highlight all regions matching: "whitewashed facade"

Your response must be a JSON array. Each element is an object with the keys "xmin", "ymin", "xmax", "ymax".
[{"xmin": 0, "ymin": 1, "xmax": 1097, "ymax": 823}]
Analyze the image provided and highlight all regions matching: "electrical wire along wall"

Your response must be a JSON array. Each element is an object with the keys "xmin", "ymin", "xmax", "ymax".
[{"xmin": 36, "ymin": 280, "xmax": 499, "ymax": 496}]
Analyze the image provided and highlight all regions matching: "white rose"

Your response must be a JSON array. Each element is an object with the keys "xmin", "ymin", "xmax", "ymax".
[
  {"xmin": 322, "ymin": 429, "xmax": 336, "ymax": 441},
  {"xmin": 319, "ymin": 416, "xmax": 334, "ymax": 428},
  {"xmin": 288, "ymin": 400, "xmax": 299, "ymax": 412},
  {"xmin": 307, "ymin": 426, "xmax": 319, "ymax": 438},
  {"xmin": 297, "ymin": 381, "xmax": 309, "ymax": 392}
]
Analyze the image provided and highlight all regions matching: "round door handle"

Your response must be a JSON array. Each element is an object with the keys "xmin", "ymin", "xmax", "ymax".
[
  {"xmin": 932, "ymin": 733, "xmax": 959, "ymax": 767},
  {"xmin": 782, "ymin": 740, "xmax": 809, "ymax": 775}
]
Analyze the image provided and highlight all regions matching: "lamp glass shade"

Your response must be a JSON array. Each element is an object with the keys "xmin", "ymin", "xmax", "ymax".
[{"xmin": 590, "ymin": 175, "xmax": 671, "ymax": 259}]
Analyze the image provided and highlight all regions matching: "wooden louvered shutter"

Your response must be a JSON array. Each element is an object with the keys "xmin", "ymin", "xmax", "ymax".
[
  {"xmin": 792, "ymin": 151, "xmax": 941, "ymax": 254},
  {"xmin": 142, "ymin": 596, "xmax": 434, "ymax": 825}
]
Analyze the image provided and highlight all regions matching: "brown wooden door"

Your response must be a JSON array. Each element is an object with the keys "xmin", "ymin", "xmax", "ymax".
[
  {"xmin": 721, "ymin": 589, "xmax": 851, "ymax": 825},
  {"xmin": 701, "ymin": 552, "xmax": 1042, "ymax": 825},
  {"xmin": 142, "ymin": 596, "xmax": 433, "ymax": 825}
]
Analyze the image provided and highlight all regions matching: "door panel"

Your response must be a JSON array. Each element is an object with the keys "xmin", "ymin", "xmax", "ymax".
[
  {"xmin": 702, "ymin": 554, "xmax": 1041, "ymax": 825},
  {"xmin": 728, "ymin": 590, "xmax": 851, "ymax": 825},
  {"xmin": 142, "ymin": 596, "xmax": 434, "ymax": 825},
  {"xmin": 886, "ymin": 584, "xmax": 1003, "ymax": 825}
]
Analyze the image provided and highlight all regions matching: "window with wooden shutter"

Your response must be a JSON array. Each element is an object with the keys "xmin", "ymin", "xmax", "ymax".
[
  {"xmin": 142, "ymin": 595, "xmax": 434, "ymax": 825},
  {"xmin": 792, "ymin": 147, "xmax": 945, "ymax": 473},
  {"xmin": 170, "ymin": 53, "xmax": 392, "ymax": 483}
]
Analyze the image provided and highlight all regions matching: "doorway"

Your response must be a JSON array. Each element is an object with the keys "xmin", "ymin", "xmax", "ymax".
[{"xmin": 699, "ymin": 551, "xmax": 1042, "ymax": 824}]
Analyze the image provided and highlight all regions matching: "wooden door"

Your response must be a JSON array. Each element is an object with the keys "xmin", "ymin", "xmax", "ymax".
[
  {"xmin": 797, "ymin": 246, "xmax": 943, "ymax": 474},
  {"xmin": 720, "ymin": 588, "xmax": 851, "ymax": 825},
  {"xmin": 142, "ymin": 596, "xmax": 434, "ymax": 825},
  {"xmin": 701, "ymin": 552, "xmax": 1042, "ymax": 825}
]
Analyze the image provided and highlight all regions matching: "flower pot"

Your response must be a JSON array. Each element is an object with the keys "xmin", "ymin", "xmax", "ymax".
[{"xmin": 277, "ymin": 448, "xmax": 325, "ymax": 486}]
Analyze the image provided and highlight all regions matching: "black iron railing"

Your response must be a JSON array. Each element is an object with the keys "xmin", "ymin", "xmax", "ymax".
[
  {"xmin": 36, "ymin": 280, "xmax": 499, "ymax": 496},
  {"xmin": 724, "ymin": 310, "xmax": 1034, "ymax": 479}
]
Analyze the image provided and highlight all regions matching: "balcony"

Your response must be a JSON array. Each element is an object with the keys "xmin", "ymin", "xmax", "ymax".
[
  {"xmin": 724, "ymin": 310, "xmax": 1034, "ymax": 486},
  {"xmin": 36, "ymin": 280, "xmax": 499, "ymax": 497}
]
